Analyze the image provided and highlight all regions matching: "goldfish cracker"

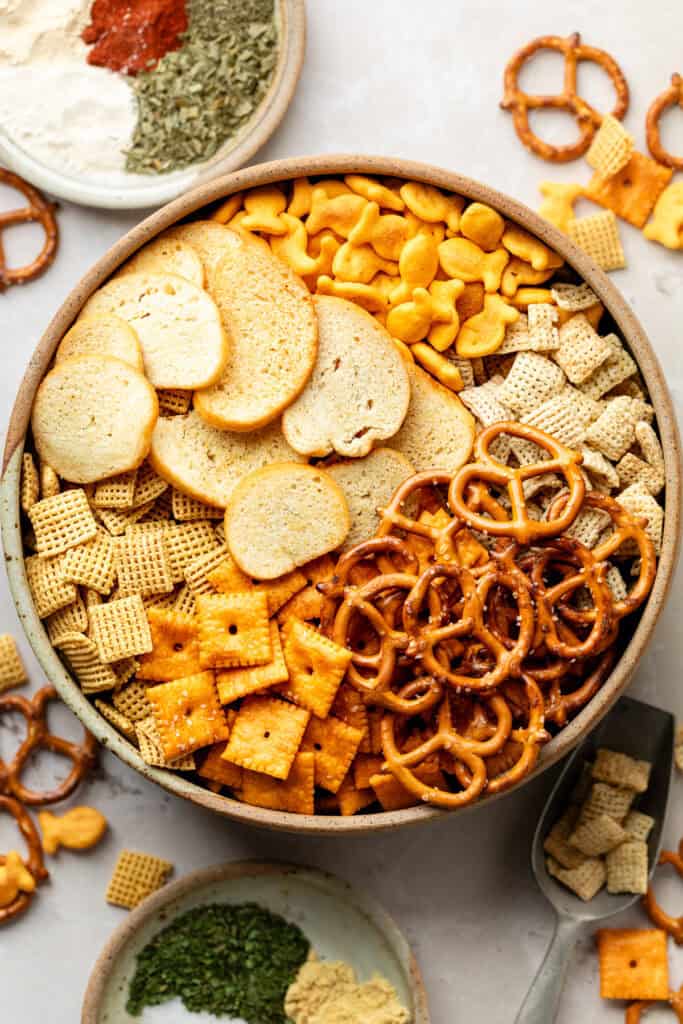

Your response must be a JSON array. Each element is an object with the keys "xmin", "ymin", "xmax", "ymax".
[
  {"xmin": 460, "ymin": 202, "xmax": 505, "ymax": 251},
  {"xmin": 390, "ymin": 233, "xmax": 440, "ymax": 304},
  {"xmin": 316, "ymin": 179, "xmax": 352, "ymax": 198},
  {"xmin": 509, "ymin": 287, "xmax": 555, "ymax": 308},
  {"xmin": 288, "ymin": 178, "xmax": 314, "ymax": 218},
  {"xmin": 211, "ymin": 192, "xmax": 244, "ymax": 224},
  {"xmin": 500, "ymin": 257, "xmax": 556, "ymax": 297},
  {"xmin": 302, "ymin": 231, "xmax": 341, "ymax": 291},
  {"xmin": 306, "ymin": 189, "xmax": 367, "ymax": 238},
  {"xmin": 501, "ymin": 223, "xmax": 563, "ymax": 271},
  {"xmin": 38, "ymin": 807, "xmax": 108, "ymax": 855},
  {"xmin": 400, "ymin": 181, "xmax": 465, "ymax": 231},
  {"xmin": 347, "ymin": 201, "xmax": 381, "ymax": 246},
  {"xmin": 370, "ymin": 214, "xmax": 413, "ymax": 261},
  {"xmin": 538, "ymin": 182, "xmax": 584, "ymax": 233},
  {"xmin": 429, "ymin": 279, "xmax": 465, "ymax": 324},
  {"xmin": 239, "ymin": 185, "xmax": 288, "ymax": 235},
  {"xmin": 556, "ymin": 302, "xmax": 604, "ymax": 329},
  {"xmin": 0, "ymin": 851, "xmax": 35, "ymax": 906},
  {"xmin": 373, "ymin": 273, "xmax": 401, "ymax": 305},
  {"xmin": 269, "ymin": 213, "xmax": 319, "ymax": 276},
  {"xmin": 227, "ymin": 211, "xmax": 272, "ymax": 252},
  {"xmin": 643, "ymin": 182, "xmax": 683, "ymax": 250},
  {"xmin": 411, "ymin": 343, "xmax": 464, "ymax": 391},
  {"xmin": 332, "ymin": 241, "xmax": 397, "ymax": 284},
  {"xmin": 428, "ymin": 318, "xmax": 459, "ymax": 351},
  {"xmin": 404, "ymin": 211, "xmax": 446, "ymax": 243},
  {"xmin": 438, "ymin": 237, "xmax": 509, "ymax": 293},
  {"xmin": 386, "ymin": 288, "xmax": 433, "ymax": 343},
  {"xmin": 316, "ymin": 275, "xmax": 388, "ymax": 313},
  {"xmin": 456, "ymin": 294, "xmax": 519, "ymax": 358},
  {"xmin": 345, "ymin": 174, "xmax": 405, "ymax": 211}
]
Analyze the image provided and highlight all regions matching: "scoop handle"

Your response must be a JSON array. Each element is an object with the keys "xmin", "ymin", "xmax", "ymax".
[{"xmin": 515, "ymin": 912, "xmax": 583, "ymax": 1024}]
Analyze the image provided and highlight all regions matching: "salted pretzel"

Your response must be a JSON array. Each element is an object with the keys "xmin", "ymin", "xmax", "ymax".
[
  {"xmin": 500, "ymin": 33, "xmax": 629, "ymax": 162},
  {"xmin": 643, "ymin": 839, "xmax": 683, "ymax": 944},
  {"xmin": 0, "ymin": 796, "xmax": 47, "ymax": 924},
  {"xmin": 449, "ymin": 422, "xmax": 585, "ymax": 543},
  {"xmin": 0, "ymin": 686, "xmax": 97, "ymax": 806},
  {"xmin": 646, "ymin": 74, "xmax": 683, "ymax": 170},
  {"xmin": 0, "ymin": 169, "xmax": 58, "ymax": 290}
]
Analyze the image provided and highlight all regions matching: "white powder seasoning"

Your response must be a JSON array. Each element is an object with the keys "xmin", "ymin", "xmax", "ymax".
[{"xmin": 0, "ymin": 0, "xmax": 139, "ymax": 181}]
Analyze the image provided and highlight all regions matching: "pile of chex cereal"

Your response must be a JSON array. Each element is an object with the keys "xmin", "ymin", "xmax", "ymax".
[{"xmin": 544, "ymin": 748, "xmax": 654, "ymax": 901}]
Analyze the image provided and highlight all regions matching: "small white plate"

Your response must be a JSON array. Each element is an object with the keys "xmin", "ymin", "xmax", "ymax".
[
  {"xmin": 81, "ymin": 861, "xmax": 430, "ymax": 1023},
  {"xmin": 0, "ymin": 1, "xmax": 305, "ymax": 211}
]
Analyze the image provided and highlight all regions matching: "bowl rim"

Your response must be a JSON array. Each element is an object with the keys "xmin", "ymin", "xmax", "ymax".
[
  {"xmin": 0, "ymin": 0, "xmax": 306, "ymax": 210},
  {"xmin": 3, "ymin": 153, "xmax": 681, "ymax": 835},
  {"xmin": 80, "ymin": 859, "xmax": 431, "ymax": 1024}
]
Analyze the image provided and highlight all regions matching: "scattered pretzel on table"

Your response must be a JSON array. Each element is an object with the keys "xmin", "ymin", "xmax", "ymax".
[
  {"xmin": 626, "ymin": 985, "xmax": 683, "ymax": 1023},
  {"xmin": 646, "ymin": 74, "xmax": 683, "ymax": 170},
  {"xmin": 500, "ymin": 33, "xmax": 629, "ymax": 162},
  {"xmin": 0, "ymin": 168, "xmax": 58, "ymax": 291},
  {"xmin": 642, "ymin": 838, "xmax": 683, "ymax": 944}
]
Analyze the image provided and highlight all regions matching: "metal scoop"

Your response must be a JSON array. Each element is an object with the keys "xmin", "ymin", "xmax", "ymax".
[{"xmin": 515, "ymin": 695, "xmax": 674, "ymax": 1024}]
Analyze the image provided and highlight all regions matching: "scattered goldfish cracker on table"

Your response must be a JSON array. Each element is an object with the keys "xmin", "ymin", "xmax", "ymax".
[{"xmin": 19, "ymin": 173, "xmax": 665, "ymax": 819}]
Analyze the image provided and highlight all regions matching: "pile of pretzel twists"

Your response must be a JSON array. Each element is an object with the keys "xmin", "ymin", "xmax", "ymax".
[{"xmin": 320, "ymin": 422, "xmax": 657, "ymax": 810}]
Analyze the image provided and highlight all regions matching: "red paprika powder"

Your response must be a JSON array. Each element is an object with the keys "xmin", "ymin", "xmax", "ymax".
[{"xmin": 82, "ymin": 0, "xmax": 188, "ymax": 76}]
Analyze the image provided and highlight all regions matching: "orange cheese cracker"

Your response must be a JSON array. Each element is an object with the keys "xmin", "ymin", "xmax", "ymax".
[
  {"xmin": 337, "ymin": 774, "xmax": 376, "ymax": 816},
  {"xmin": 145, "ymin": 671, "xmax": 229, "ymax": 761},
  {"xmin": 371, "ymin": 762, "xmax": 447, "ymax": 811},
  {"xmin": 196, "ymin": 741, "xmax": 243, "ymax": 790},
  {"xmin": 196, "ymin": 592, "xmax": 271, "ymax": 669},
  {"xmin": 301, "ymin": 715, "xmax": 363, "ymax": 793},
  {"xmin": 137, "ymin": 608, "xmax": 201, "ymax": 681},
  {"xmin": 596, "ymin": 928, "xmax": 669, "ymax": 1001},
  {"xmin": 331, "ymin": 683, "xmax": 370, "ymax": 752},
  {"xmin": 280, "ymin": 618, "xmax": 352, "ymax": 719},
  {"xmin": 216, "ymin": 621, "xmax": 288, "ymax": 704},
  {"xmin": 241, "ymin": 751, "xmax": 315, "ymax": 815},
  {"xmin": 222, "ymin": 695, "xmax": 310, "ymax": 780},
  {"xmin": 585, "ymin": 151, "xmax": 673, "ymax": 228}
]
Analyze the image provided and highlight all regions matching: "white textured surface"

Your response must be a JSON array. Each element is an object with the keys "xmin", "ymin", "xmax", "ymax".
[{"xmin": 1, "ymin": 3, "xmax": 682, "ymax": 1021}]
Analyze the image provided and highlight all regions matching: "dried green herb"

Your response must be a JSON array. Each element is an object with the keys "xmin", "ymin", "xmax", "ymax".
[
  {"xmin": 126, "ymin": 0, "xmax": 279, "ymax": 174},
  {"xmin": 126, "ymin": 901, "xmax": 310, "ymax": 1021}
]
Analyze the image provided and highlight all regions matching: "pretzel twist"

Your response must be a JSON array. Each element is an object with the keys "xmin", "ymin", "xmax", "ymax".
[
  {"xmin": 500, "ymin": 33, "xmax": 629, "ymax": 162},
  {"xmin": 646, "ymin": 74, "xmax": 683, "ymax": 170},
  {"xmin": 0, "ymin": 169, "xmax": 58, "ymax": 290},
  {"xmin": 642, "ymin": 840, "xmax": 683, "ymax": 944}
]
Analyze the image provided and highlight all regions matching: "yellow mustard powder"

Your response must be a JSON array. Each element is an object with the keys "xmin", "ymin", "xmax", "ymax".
[{"xmin": 285, "ymin": 958, "xmax": 411, "ymax": 1024}]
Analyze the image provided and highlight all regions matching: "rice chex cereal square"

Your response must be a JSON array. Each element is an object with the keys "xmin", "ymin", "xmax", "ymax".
[
  {"xmin": 106, "ymin": 849, "xmax": 173, "ymax": 910},
  {"xmin": 592, "ymin": 748, "xmax": 651, "ymax": 793},
  {"xmin": 29, "ymin": 489, "xmax": 97, "ymax": 557},
  {"xmin": 115, "ymin": 530, "xmax": 173, "ymax": 598},
  {"xmin": 606, "ymin": 840, "xmax": 649, "ymax": 895},
  {"xmin": 0, "ymin": 635, "xmax": 27, "ymax": 692},
  {"xmin": 88, "ymin": 596, "xmax": 153, "ymax": 663}
]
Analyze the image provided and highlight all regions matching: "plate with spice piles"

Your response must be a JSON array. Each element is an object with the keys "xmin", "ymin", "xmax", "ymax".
[
  {"xmin": 0, "ymin": 1, "xmax": 305, "ymax": 210},
  {"xmin": 82, "ymin": 860, "xmax": 430, "ymax": 1024}
]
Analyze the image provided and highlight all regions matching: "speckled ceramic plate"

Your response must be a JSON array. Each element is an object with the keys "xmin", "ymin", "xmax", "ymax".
[{"xmin": 81, "ymin": 861, "xmax": 429, "ymax": 1024}]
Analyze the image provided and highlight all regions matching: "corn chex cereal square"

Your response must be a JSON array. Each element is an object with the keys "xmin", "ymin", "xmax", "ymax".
[
  {"xmin": 21, "ymin": 453, "xmax": 39, "ymax": 513},
  {"xmin": 0, "ymin": 635, "xmax": 27, "ymax": 692},
  {"xmin": 596, "ymin": 928, "xmax": 669, "ymax": 1000},
  {"xmin": 568, "ymin": 813, "xmax": 628, "ymax": 857},
  {"xmin": 618, "ymin": 484, "xmax": 664, "ymax": 555},
  {"xmin": 164, "ymin": 522, "xmax": 219, "ymax": 583},
  {"xmin": 46, "ymin": 594, "xmax": 89, "ymax": 645},
  {"xmin": 184, "ymin": 546, "xmax": 235, "ymax": 595},
  {"xmin": 526, "ymin": 303, "xmax": 559, "ymax": 352},
  {"xmin": 301, "ymin": 715, "xmax": 363, "ymax": 793},
  {"xmin": 586, "ymin": 151, "xmax": 673, "ymax": 228},
  {"xmin": 106, "ymin": 849, "xmax": 173, "ymax": 910},
  {"xmin": 217, "ymin": 621, "xmax": 289, "ymax": 704},
  {"xmin": 222, "ymin": 695, "xmax": 310, "ymax": 780},
  {"xmin": 196, "ymin": 592, "xmax": 271, "ymax": 669},
  {"xmin": 156, "ymin": 389, "xmax": 192, "ymax": 416},
  {"xmin": 280, "ymin": 619, "xmax": 352, "ymax": 719},
  {"xmin": 54, "ymin": 632, "xmax": 118, "ymax": 693},
  {"xmin": 580, "ymin": 337, "xmax": 637, "ymax": 399},
  {"xmin": 173, "ymin": 585, "xmax": 196, "ymax": 617},
  {"xmin": 137, "ymin": 608, "xmax": 201, "ymax": 682},
  {"xmin": 112, "ymin": 680, "xmax": 151, "ymax": 722},
  {"xmin": 171, "ymin": 489, "xmax": 223, "ymax": 522},
  {"xmin": 568, "ymin": 210, "xmax": 626, "ymax": 271},
  {"xmin": 88, "ymin": 596, "xmax": 152, "ymax": 663},
  {"xmin": 579, "ymin": 782, "xmax": 634, "ymax": 824},
  {"xmin": 546, "ymin": 855, "xmax": 606, "ymax": 901},
  {"xmin": 93, "ymin": 471, "xmax": 137, "ymax": 509},
  {"xmin": 115, "ymin": 530, "xmax": 174, "ymax": 599},
  {"xmin": 497, "ymin": 352, "xmax": 566, "ymax": 416},
  {"xmin": 146, "ymin": 671, "xmax": 228, "ymax": 761},
  {"xmin": 29, "ymin": 489, "xmax": 97, "ymax": 558},
  {"xmin": 580, "ymin": 446, "xmax": 620, "ymax": 490},
  {"xmin": 523, "ymin": 389, "xmax": 601, "ymax": 449},
  {"xmin": 26, "ymin": 554, "xmax": 77, "ymax": 618},
  {"xmin": 623, "ymin": 810, "xmax": 655, "ymax": 843},
  {"xmin": 196, "ymin": 741, "xmax": 243, "ymax": 790},
  {"xmin": 584, "ymin": 397, "xmax": 638, "ymax": 461},
  {"xmin": 497, "ymin": 314, "xmax": 533, "ymax": 354},
  {"xmin": 97, "ymin": 501, "xmax": 155, "ymax": 536},
  {"xmin": 592, "ymin": 748, "xmax": 652, "ymax": 793},
  {"xmin": 60, "ymin": 529, "xmax": 117, "ymax": 595},
  {"xmin": 241, "ymin": 751, "xmax": 315, "ymax": 815},
  {"xmin": 135, "ymin": 715, "xmax": 196, "ymax": 769},
  {"xmin": 131, "ymin": 464, "xmax": 169, "ymax": 508},
  {"xmin": 551, "ymin": 283, "xmax": 598, "ymax": 312},
  {"xmin": 94, "ymin": 699, "xmax": 138, "ymax": 743},
  {"xmin": 554, "ymin": 315, "xmax": 613, "ymax": 385},
  {"xmin": 586, "ymin": 114, "xmax": 634, "ymax": 179}
]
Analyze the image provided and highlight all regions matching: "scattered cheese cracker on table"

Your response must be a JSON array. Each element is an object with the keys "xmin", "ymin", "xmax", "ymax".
[{"xmin": 596, "ymin": 928, "xmax": 669, "ymax": 1000}]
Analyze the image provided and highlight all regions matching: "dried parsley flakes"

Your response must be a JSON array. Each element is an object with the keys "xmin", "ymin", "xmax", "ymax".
[
  {"xmin": 126, "ymin": 0, "xmax": 279, "ymax": 174},
  {"xmin": 126, "ymin": 901, "xmax": 310, "ymax": 1021}
]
